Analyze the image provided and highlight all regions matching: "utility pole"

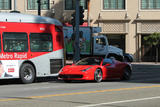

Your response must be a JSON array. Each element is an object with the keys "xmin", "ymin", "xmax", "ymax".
[
  {"xmin": 73, "ymin": 0, "xmax": 80, "ymax": 63},
  {"xmin": 37, "ymin": 0, "xmax": 41, "ymax": 16},
  {"xmin": 87, "ymin": 0, "xmax": 90, "ymax": 26},
  {"xmin": 14, "ymin": 0, "xmax": 17, "ymax": 11}
]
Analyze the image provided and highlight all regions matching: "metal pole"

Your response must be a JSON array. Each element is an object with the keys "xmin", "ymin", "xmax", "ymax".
[
  {"xmin": 14, "ymin": 0, "xmax": 17, "ymax": 11},
  {"xmin": 73, "ymin": 0, "xmax": 80, "ymax": 63},
  {"xmin": 87, "ymin": 0, "xmax": 90, "ymax": 26},
  {"xmin": 37, "ymin": 0, "xmax": 41, "ymax": 16}
]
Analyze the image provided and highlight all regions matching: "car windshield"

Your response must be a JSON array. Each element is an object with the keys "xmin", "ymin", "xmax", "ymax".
[{"xmin": 76, "ymin": 57, "xmax": 102, "ymax": 65}]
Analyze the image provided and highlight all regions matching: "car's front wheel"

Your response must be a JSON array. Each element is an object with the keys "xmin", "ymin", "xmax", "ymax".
[{"xmin": 94, "ymin": 69, "xmax": 103, "ymax": 83}]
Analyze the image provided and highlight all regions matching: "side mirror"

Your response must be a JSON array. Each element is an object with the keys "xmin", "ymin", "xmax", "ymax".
[
  {"xmin": 105, "ymin": 63, "xmax": 111, "ymax": 66},
  {"xmin": 103, "ymin": 62, "xmax": 111, "ymax": 66}
]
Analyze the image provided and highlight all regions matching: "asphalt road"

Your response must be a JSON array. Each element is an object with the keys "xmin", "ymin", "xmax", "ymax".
[{"xmin": 0, "ymin": 63, "xmax": 160, "ymax": 107}]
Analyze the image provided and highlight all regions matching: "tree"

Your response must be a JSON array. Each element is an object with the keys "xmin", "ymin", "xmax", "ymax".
[{"xmin": 143, "ymin": 32, "xmax": 160, "ymax": 62}]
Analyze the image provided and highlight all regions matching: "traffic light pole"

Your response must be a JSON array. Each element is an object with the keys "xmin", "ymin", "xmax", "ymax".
[
  {"xmin": 73, "ymin": 0, "xmax": 80, "ymax": 63},
  {"xmin": 37, "ymin": 0, "xmax": 41, "ymax": 16},
  {"xmin": 87, "ymin": 0, "xmax": 90, "ymax": 26}
]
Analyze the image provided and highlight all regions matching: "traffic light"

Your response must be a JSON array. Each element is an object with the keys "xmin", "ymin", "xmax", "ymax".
[
  {"xmin": 79, "ymin": 6, "xmax": 84, "ymax": 25},
  {"xmin": 71, "ymin": 12, "xmax": 76, "ymax": 27}
]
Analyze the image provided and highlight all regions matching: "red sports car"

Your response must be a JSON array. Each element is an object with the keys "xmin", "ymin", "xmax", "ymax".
[{"xmin": 58, "ymin": 57, "xmax": 132, "ymax": 83}]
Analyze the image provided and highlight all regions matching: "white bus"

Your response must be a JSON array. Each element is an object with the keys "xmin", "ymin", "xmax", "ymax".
[{"xmin": 0, "ymin": 13, "xmax": 64, "ymax": 83}]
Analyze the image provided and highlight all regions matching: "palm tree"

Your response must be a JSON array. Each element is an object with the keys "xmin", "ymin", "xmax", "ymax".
[{"xmin": 143, "ymin": 32, "xmax": 160, "ymax": 62}]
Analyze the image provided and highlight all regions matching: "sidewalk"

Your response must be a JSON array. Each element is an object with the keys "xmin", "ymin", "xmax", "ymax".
[
  {"xmin": 66, "ymin": 60, "xmax": 160, "ymax": 65},
  {"xmin": 132, "ymin": 62, "xmax": 160, "ymax": 65}
]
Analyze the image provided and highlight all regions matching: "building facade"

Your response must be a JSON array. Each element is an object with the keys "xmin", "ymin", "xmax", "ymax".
[{"xmin": 1, "ymin": 0, "xmax": 160, "ymax": 62}]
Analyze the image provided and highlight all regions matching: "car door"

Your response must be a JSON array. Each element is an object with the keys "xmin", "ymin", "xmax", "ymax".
[
  {"xmin": 103, "ymin": 58, "xmax": 119, "ymax": 78},
  {"xmin": 113, "ymin": 60, "xmax": 126, "ymax": 76}
]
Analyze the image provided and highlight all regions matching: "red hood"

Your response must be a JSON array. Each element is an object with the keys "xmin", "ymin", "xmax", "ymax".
[{"xmin": 61, "ymin": 65, "xmax": 93, "ymax": 73}]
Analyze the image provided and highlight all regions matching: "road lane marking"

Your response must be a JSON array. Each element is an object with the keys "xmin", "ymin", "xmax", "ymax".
[
  {"xmin": 0, "ymin": 85, "xmax": 160, "ymax": 102},
  {"xmin": 77, "ymin": 96, "xmax": 160, "ymax": 107}
]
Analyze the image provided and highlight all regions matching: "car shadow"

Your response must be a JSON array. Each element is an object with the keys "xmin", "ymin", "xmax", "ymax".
[
  {"xmin": 0, "ymin": 79, "xmax": 22, "ymax": 85},
  {"xmin": 121, "ymin": 63, "xmax": 160, "ymax": 84}
]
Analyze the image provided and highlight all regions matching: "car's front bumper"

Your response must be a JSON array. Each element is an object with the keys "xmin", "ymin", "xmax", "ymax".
[{"xmin": 58, "ymin": 73, "xmax": 94, "ymax": 81}]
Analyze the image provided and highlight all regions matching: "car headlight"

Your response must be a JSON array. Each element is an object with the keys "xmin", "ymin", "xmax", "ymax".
[
  {"xmin": 59, "ymin": 68, "xmax": 63, "ymax": 73},
  {"xmin": 81, "ymin": 67, "xmax": 92, "ymax": 72}
]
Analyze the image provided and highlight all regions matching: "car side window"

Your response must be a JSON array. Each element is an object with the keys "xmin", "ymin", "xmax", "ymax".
[{"xmin": 102, "ymin": 58, "xmax": 113, "ymax": 65}]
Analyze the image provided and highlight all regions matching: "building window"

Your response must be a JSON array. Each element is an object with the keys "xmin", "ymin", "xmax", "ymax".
[
  {"xmin": 107, "ymin": 35, "xmax": 125, "ymax": 51},
  {"xmin": 65, "ymin": 0, "xmax": 88, "ymax": 10},
  {"xmin": 103, "ymin": 0, "xmax": 125, "ymax": 10},
  {"xmin": 141, "ymin": 0, "xmax": 160, "ymax": 9},
  {"xmin": 0, "ymin": 0, "xmax": 11, "ymax": 10},
  {"xmin": 27, "ymin": 0, "xmax": 49, "ymax": 10}
]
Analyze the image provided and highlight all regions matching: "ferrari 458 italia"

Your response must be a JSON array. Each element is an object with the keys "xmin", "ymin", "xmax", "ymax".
[{"xmin": 58, "ymin": 57, "xmax": 132, "ymax": 83}]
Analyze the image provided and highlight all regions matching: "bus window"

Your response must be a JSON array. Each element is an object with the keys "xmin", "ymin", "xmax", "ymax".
[
  {"xmin": 30, "ymin": 33, "xmax": 53, "ymax": 52},
  {"xmin": 3, "ymin": 32, "xmax": 28, "ymax": 52}
]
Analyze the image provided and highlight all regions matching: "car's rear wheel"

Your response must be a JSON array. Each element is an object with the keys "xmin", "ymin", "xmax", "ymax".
[
  {"xmin": 94, "ymin": 69, "xmax": 103, "ymax": 83},
  {"xmin": 20, "ymin": 63, "xmax": 35, "ymax": 84},
  {"xmin": 121, "ymin": 67, "xmax": 132, "ymax": 80}
]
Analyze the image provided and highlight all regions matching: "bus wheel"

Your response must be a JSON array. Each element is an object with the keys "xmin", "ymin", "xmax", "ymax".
[{"xmin": 20, "ymin": 63, "xmax": 35, "ymax": 84}]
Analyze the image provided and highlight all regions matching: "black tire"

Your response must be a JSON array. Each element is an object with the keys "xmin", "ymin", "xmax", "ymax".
[
  {"xmin": 94, "ymin": 69, "xmax": 103, "ymax": 83},
  {"xmin": 124, "ymin": 57, "xmax": 130, "ymax": 62},
  {"xmin": 20, "ymin": 63, "xmax": 35, "ymax": 84},
  {"xmin": 123, "ymin": 53, "xmax": 133, "ymax": 62},
  {"xmin": 121, "ymin": 67, "xmax": 132, "ymax": 80},
  {"xmin": 108, "ymin": 54, "xmax": 123, "ymax": 62}
]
